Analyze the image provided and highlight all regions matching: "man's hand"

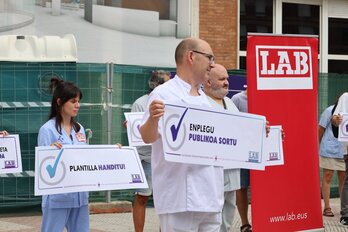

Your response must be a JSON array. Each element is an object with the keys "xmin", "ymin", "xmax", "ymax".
[
  {"xmin": 266, "ymin": 121, "xmax": 270, "ymax": 137},
  {"xmin": 122, "ymin": 120, "xmax": 128, "ymax": 128},
  {"xmin": 332, "ymin": 114, "xmax": 342, "ymax": 127},
  {"xmin": 149, "ymin": 100, "xmax": 165, "ymax": 120},
  {"xmin": 140, "ymin": 99, "xmax": 164, "ymax": 144}
]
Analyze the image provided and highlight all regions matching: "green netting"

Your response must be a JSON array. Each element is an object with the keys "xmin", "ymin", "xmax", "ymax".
[
  {"xmin": 0, "ymin": 62, "xmax": 174, "ymax": 207},
  {"xmin": 0, "ymin": 62, "xmax": 346, "ymax": 209}
]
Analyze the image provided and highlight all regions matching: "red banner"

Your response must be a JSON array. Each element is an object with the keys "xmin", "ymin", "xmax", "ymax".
[{"xmin": 247, "ymin": 34, "xmax": 323, "ymax": 231}]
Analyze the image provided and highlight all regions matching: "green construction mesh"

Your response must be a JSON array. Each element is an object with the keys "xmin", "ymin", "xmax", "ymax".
[{"xmin": 0, "ymin": 62, "xmax": 346, "ymax": 209}]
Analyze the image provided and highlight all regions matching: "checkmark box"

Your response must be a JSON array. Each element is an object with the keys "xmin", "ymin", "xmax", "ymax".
[
  {"xmin": 46, "ymin": 149, "xmax": 64, "ymax": 178},
  {"xmin": 170, "ymin": 108, "xmax": 188, "ymax": 142}
]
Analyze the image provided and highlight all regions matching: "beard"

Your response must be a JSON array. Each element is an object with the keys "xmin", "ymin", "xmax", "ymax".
[{"xmin": 210, "ymin": 83, "xmax": 228, "ymax": 99}]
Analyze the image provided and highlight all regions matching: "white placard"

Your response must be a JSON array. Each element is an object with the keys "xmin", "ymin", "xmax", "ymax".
[
  {"xmin": 0, "ymin": 134, "xmax": 22, "ymax": 174},
  {"xmin": 264, "ymin": 126, "xmax": 284, "ymax": 166},
  {"xmin": 339, "ymin": 113, "xmax": 348, "ymax": 142},
  {"xmin": 35, "ymin": 145, "xmax": 148, "ymax": 195},
  {"xmin": 161, "ymin": 102, "xmax": 267, "ymax": 170},
  {"xmin": 124, "ymin": 112, "xmax": 146, "ymax": 146}
]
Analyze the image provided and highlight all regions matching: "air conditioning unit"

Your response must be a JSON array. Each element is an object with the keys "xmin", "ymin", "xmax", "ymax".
[{"xmin": 0, "ymin": 34, "xmax": 77, "ymax": 62}]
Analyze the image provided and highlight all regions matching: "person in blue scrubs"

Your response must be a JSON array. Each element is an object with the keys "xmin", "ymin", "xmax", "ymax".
[{"xmin": 38, "ymin": 77, "xmax": 89, "ymax": 232}]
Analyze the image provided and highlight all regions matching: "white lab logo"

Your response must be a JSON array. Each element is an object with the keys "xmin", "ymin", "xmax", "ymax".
[{"xmin": 255, "ymin": 45, "xmax": 313, "ymax": 90}]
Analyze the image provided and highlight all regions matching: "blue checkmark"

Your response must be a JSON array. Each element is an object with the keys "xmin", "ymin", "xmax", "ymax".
[
  {"xmin": 170, "ymin": 108, "xmax": 188, "ymax": 142},
  {"xmin": 46, "ymin": 149, "xmax": 64, "ymax": 178}
]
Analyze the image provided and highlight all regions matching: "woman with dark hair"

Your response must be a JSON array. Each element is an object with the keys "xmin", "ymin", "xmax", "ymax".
[{"xmin": 38, "ymin": 77, "xmax": 89, "ymax": 232}]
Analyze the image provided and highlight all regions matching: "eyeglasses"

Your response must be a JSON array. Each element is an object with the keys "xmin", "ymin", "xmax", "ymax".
[{"xmin": 191, "ymin": 50, "xmax": 215, "ymax": 64}]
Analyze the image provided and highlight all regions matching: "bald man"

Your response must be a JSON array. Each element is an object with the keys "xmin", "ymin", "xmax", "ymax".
[
  {"xmin": 204, "ymin": 64, "xmax": 240, "ymax": 232},
  {"xmin": 140, "ymin": 38, "xmax": 223, "ymax": 231}
]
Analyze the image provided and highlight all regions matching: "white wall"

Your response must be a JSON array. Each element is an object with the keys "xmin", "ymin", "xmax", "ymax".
[
  {"xmin": 92, "ymin": 5, "xmax": 160, "ymax": 37},
  {"xmin": 328, "ymin": 0, "xmax": 348, "ymax": 18},
  {"xmin": 0, "ymin": 0, "xmax": 36, "ymax": 11},
  {"xmin": 0, "ymin": 4, "xmax": 182, "ymax": 67},
  {"xmin": 177, "ymin": 0, "xmax": 191, "ymax": 38}
]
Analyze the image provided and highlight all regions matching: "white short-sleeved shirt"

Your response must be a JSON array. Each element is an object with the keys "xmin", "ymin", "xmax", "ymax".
[
  {"xmin": 333, "ymin": 92, "xmax": 348, "ymax": 154},
  {"xmin": 38, "ymin": 118, "xmax": 89, "ymax": 209},
  {"xmin": 141, "ymin": 75, "xmax": 224, "ymax": 215},
  {"xmin": 206, "ymin": 96, "xmax": 241, "ymax": 192},
  {"xmin": 319, "ymin": 105, "xmax": 344, "ymax": 159},
  {"xmin": 131, "ymin": 94, "xmax": 152, "ymax": 163}
]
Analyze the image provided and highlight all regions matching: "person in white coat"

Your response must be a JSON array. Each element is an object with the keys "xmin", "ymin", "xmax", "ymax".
[
  {"xmin": 203, "ymin": 63, "xmax": 240, "ymax": 232},
  {"xmin": 140, "ymin": 38, "xmax": 224, "ymax": 232}
]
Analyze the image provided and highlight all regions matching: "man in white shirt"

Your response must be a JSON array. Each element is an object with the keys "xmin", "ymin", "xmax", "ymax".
[
  {"xmin": 140, "ymin": 38, "xmax": 224, "ymax": 231},
  {"xmin": 203, "ymin": 63, "xmax": 240, "ymax": 232}
]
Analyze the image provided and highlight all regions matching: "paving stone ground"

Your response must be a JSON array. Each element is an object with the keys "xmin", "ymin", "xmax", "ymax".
[{"xmin": 0, "ymin": 198, "xmax": 345, "ymax": 231}]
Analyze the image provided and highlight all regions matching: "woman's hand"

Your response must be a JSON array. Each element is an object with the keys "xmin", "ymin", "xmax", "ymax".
[
  {"xmin": 116, "ymin": 143, "xmax": 122, "ymax": 149},
  {"xmin": 50, "ymin": 141, "xmax": 63, "ymax": 149},
  {"xmin": 0, "ymin": 130, "xmax": 8, "ymax": 136}
]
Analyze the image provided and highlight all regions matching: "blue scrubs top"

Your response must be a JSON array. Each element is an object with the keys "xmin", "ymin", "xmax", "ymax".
[
  {"xmin": 38, "ymin": 118, "xmax": 89, "ymax": 209},
  {"xmin": 319, "ymin": 105, "xmax": 344, "ymax": 159}
]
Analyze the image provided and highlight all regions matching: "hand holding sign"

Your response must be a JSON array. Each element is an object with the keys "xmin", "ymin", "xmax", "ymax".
[
  {"xmin": 35, "ymin": 145, "xmax": 148, "ymax": 195},
  {"xmin": 0, "ymin": 131, "xmax": 8, "ymax": 136},
  {"xmin": 162, "ymin": 102, "xmax": 268, "ymax": 170}
]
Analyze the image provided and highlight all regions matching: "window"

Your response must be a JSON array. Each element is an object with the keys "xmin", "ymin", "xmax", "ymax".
[
  {"xmin": 239, "ymin": 0, "xmax": 273, "ymax": 51},
  {"xmin": 238, "ymin": 1, "xmax": 321, "ymax": 70},
  {"xmin": 329, "ymin": 18, "xmax": 348, "ymax": 55},
  {"xmin": 328, "ymin": 60, "xmax": 348, "ymax": 74},
  {"xmin": 282, "ymin": 3, "xmax": 319, "ymax": 36}
]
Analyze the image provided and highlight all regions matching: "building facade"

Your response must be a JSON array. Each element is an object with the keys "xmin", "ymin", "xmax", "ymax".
[{"xmin": 199, "ymin": 0, "xmax": 348, "ymax": 73}]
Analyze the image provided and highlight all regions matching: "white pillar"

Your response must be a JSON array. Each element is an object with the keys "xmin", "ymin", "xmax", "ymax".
[
  {"xmin": 169, "ymin": 0, "xmax": 177, "ymax": 21},
  {"xmin": 190, "ymin": 0, "xmax": 199, "ymax": 38},
  {"xmin": 52, "ymin": 0, "xmax": 61, "ymax": 16},
  {"xmin": 177, "ymin": 0, "xmax": 191, "ymax": 38}
]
